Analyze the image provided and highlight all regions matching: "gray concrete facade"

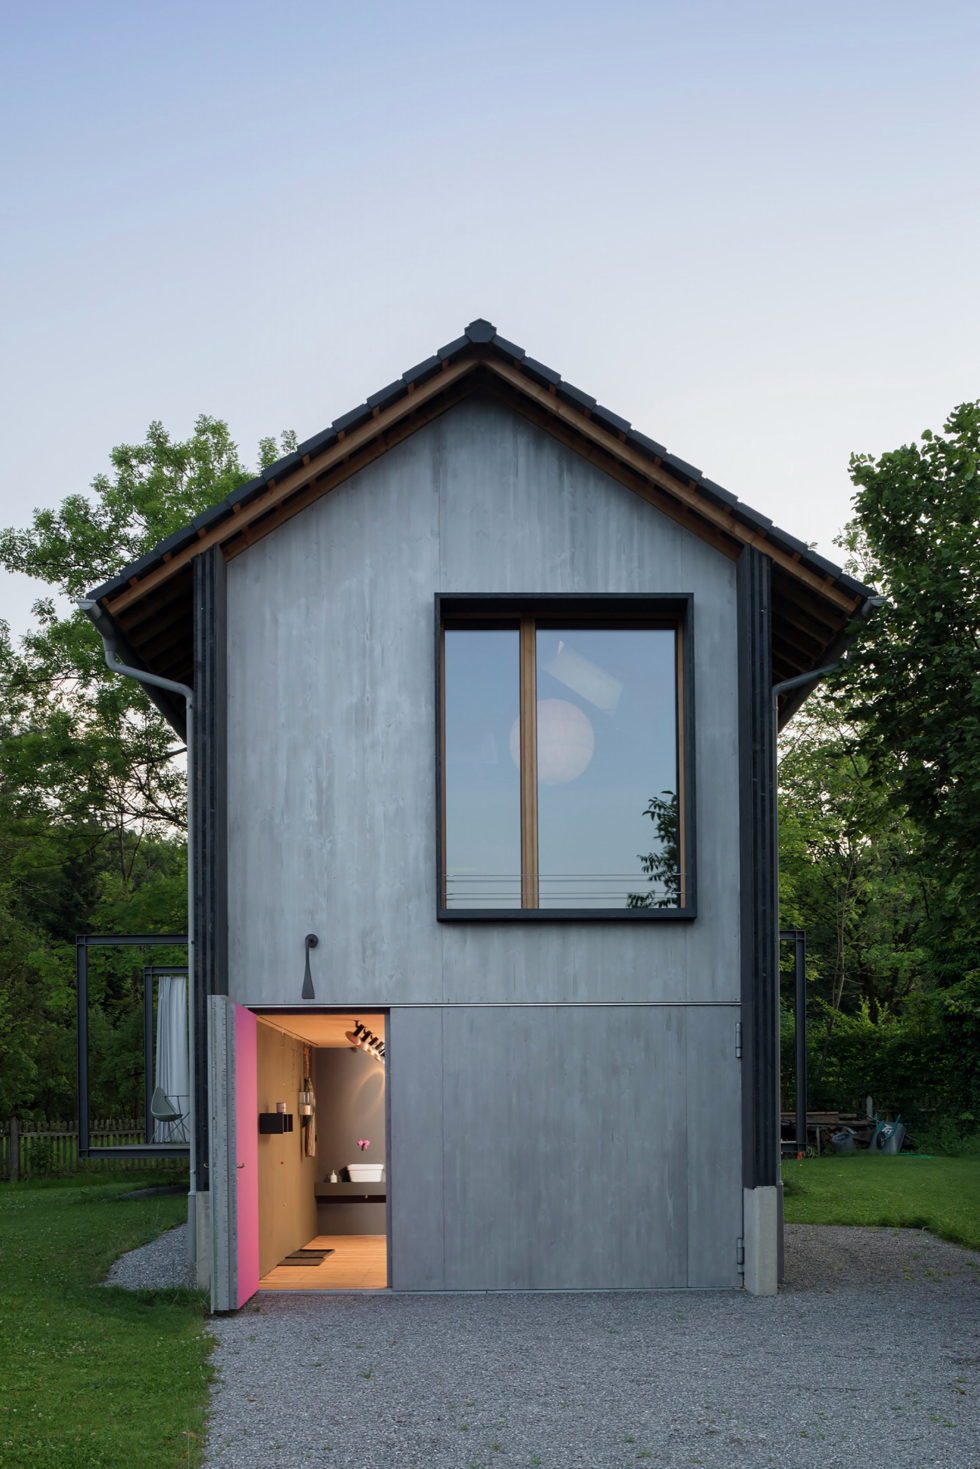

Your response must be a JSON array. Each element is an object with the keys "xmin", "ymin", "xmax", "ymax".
[
  {"xmin": 388, "ymin": 1003, "xmax": 742, "ymax": 1291},
  {"xmin": 225, "ymin": 397, "xmax": 739, "ymax": 1010},
  {"xmin": 220, "ymin": 396, "xmax": 745, "ymax": 1291}
]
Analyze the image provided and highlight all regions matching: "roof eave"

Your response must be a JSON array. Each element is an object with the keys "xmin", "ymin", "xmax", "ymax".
[{"xmin": 86, "ymin": 320, "xmax": 876, "ymax": 692}]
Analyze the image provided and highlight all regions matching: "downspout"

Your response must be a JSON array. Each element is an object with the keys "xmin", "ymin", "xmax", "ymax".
[{"xmin": 77, "ymin": 599, "xmax": 199, "ymax": 1213}]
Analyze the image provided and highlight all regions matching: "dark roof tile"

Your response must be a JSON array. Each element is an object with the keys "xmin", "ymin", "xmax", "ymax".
[
  {"xmin": 332, "ymin": 405, "xmax": 370, "ymax": 433},
  {"xmin": 366, "ymin": 380, "xmax": 404, "ymax": 409},
  {"xmin": 557, "ymin": 382, "xmax": 597, "ymax": 410},
  {"xmin": 594, "ymin": 406, "xmax": 632, "ymax": 436},
  {"xmin": 661, "ymin": 452, "xmax": 703, "ymax": 481},
  {"xmin": 295, "ymin": 425, "xmax": 338, "ymax": 458},
  {"xmin": 630, "ymin": 430, "xmax": 669, "ymax": 458},
  {"xmin": 401, "ymin": 354, "xmax": 442, "ymax": 385},
  {"xmin": 697, "ymin": 477, "xmax": 738, "ymax": 506},
  {"xmin": 521, "ymin": 356, "xmax": 561, "ymax": 385},
  {"xmin": 491, "ymin": 334, "xmax": 525, "ymax": 358},
  {"xmin": 769, "ymin": 528, "xmax": 810, "ymax": 556},
  {"xmin": 153, "ymin": 526, "xmax": 197, "ymax": 557},
  {"xmin": 191, "ymin": 502, "xmax": 229, "ymax": 531},
  {"xmin": 804, "ymin": 547, "xmax": 847, "ymax": 578},
  {"xmin": 85, "ymin": 321, "xmax": 876, "ymax": 619},
  {"xmin": 734, "ymin": 503, "xmax": 773, "ymax": 531},
  {"xmin": 227, "ymin": 475, "xmax": 265, "ymax": 507},
  {"xmin": 266, "ymin": 451, "xmax": 303, "ymax": 478}
]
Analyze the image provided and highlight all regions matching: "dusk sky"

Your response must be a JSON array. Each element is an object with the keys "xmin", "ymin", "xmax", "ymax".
[{"xmin": 2, "ymin": 1, "xmax": 978, "ymax": 636}]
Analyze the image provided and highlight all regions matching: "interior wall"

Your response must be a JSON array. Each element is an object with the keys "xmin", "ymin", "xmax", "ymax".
[
  {"xmin": 256, "ymin": 1022, "xmax": 318, "ymax": 1275},
  {"xmin": 315, "ymin": 1045, "xmax": 386, "ymax": 1236}
]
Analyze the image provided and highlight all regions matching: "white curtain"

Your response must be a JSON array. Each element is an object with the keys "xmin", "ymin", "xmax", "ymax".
[{"xmin": 154, "ymin": 974, "xmax": 189, "ymax": 1142}]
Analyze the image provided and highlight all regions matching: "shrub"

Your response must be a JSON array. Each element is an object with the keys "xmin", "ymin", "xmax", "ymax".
[{"xmin": 779, "ymin": 995, "xmax": 975, "ymax": 1129}]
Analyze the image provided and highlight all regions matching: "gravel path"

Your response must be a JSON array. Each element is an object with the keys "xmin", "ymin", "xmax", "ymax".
[
  {"xmin": 103, "ymin": 1220, "xmax": 191, "ymax": 1290},
  {"xmin": 196, "ymin": 1226, "xmax": 979, "ymax": 1469}
]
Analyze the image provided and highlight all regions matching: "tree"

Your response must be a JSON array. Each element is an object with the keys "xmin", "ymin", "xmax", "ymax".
[
  {"xmin": 776, "ymin": 404, "xmax": 980, "ymax": 1131},
  {"xmin": 778, "ymin": 693, "xmax": 930, "ymax": 1017},
  {"xmin": 837, "ymin": 401, "xmax": 980, "ymax": 917},
  {"xmin": 628, "ymin": 793, "xmax": 680, "ymax": 908},
  {"xmin": 0, "ymin": 417, "xmax": 295, "ymax": 835},
  {"xmin": 0, "ymin": 416, "xmax": 293, "ymax": 1116}
]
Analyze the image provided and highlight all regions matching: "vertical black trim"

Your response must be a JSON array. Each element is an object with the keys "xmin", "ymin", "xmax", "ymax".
[
  {"xmin": 143, "ymin": 967, "xmax": 154, "ymax": 1144},
  {"xmin": 433, "ymin": 598, "xmax": 444, "ymax": 919},
  {"xmin": 680, "ymin": 599, "xmax": 697, "ymax": 915},
  {"xmin": 193, "ymin": 547, "xmax": 229, "ymax": 1190},
  {"xmin": 780, "ymin": 929, "xmax": 808, "ymax": 1158},
  {"xmin": 738, "ymin": 548, "xmax": 778, "ymax": 1188},
  {"xmin": 76, "ymin": 938, "xmax": 89, "ymax": 1156}
]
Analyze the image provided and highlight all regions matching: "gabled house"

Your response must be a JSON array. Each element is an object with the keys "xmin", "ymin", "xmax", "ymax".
[{"xmin": 81, "ymin": 320, "xmax": 876, "ymax": 1306}]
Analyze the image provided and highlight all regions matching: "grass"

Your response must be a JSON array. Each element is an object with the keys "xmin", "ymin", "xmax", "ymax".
[
  {"xmin": 0, "ymin": 1173, "xmax": 212, "ymax": 1468},
  {"xmin": 782, "ymin": 1154, "xmax": 980, "ymax": 1251}
]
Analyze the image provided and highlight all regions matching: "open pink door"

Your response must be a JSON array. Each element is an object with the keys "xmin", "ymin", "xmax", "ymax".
[{"xmin": 234, "ymin": 1005, "xmax": 259, "ymax": 1306}]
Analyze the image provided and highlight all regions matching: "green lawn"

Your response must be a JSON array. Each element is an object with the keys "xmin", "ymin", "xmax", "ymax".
[
  {"xmin": 782, "ymin": 1154, "xmax": 980, "ymax": 1251},
  {"xmin": 0, "ymin": 1174, "xmax": 211, "ymax": 1468}
]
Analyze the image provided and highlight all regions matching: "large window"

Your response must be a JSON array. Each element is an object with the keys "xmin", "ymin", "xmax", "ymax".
[{"xmin": 437, "ymin": 596, "xmax": 694, "ymax": 918}]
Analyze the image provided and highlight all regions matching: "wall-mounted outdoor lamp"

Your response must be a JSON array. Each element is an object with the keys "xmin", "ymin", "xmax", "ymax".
[{"xmin": 302, "ymin": 933, "xmax": 318, "ymax": 999}]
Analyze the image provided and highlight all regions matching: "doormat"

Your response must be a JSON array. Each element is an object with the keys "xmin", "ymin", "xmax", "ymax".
[{"xmin": 279, "ymin": 1250, "xmax": 335, "ymax": 1266}]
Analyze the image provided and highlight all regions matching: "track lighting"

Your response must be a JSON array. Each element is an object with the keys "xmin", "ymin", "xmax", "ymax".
[{"xmin": 344, "ymin": 1020, "xmax": 385, "ymax": 1063}]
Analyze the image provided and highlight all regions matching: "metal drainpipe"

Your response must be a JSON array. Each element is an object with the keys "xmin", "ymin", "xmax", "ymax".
[
  {"xmin": 772, "ymin": 594, "xmax": 885, "ymax": 705},
  {"xmin": 76, "ymin": 600, "xmax": 198, "ymax": 1211}
]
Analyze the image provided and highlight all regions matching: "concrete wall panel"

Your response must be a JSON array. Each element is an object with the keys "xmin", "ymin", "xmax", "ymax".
[
  {"xmin": 226, "ymin": 397, "xmax": 739, "ymax": 1011},
  {"xmin": 388, "ymin": 1003, "xmax": 739, "ymax": 1291},
  {"xmin": 387, "ymin": 1007, "xmax": 445, "ymax": 1290}
]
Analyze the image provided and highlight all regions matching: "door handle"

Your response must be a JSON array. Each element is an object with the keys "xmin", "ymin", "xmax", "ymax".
[{"xmin": 236, "ymin": 1163, "xmax": 245, "ymax": 1169}]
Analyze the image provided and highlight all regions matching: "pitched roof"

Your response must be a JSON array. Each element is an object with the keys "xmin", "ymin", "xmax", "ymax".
[{"xmin": 86, "ymin": 318, "xmax": 876, "ymax": 720}]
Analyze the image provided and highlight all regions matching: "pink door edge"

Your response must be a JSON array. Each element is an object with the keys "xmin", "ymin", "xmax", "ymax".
[{"xmin": 234, "ymin": 1005, "xmax": 259, "ymax": 1307}]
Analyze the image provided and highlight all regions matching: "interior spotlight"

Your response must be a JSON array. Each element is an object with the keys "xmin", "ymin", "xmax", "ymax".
[{"xmin": 344, "ymin": 1019, "xmax": 385, "ymax": 1063}]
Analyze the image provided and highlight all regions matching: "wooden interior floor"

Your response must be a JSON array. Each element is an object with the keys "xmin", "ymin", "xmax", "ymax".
[{"xmin": 258, "ymin": 1234, "xmax": 387, "ymax": 1291}]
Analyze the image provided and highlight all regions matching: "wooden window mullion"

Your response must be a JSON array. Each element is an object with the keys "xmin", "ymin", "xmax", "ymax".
[{"xmin": 519, "ymin": 618, "xmax": 539, "ymax": 907}]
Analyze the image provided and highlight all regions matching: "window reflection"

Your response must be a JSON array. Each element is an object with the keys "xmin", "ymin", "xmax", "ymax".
[
  {"xmin": 444, "ymin": 629, "xmax": 521, "ymax": 908},
  {"xmin": 536, "ymin": 629, "xmax": 678, "ymax": 909},
  {"xmin": 442, "ymin": 621, "xmax": 681, "ymax": 912}
]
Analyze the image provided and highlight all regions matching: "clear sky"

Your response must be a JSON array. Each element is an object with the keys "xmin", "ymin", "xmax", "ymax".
[{"xmin": 2, "ymin": 0, "xmax": 978, "ymax": 636}]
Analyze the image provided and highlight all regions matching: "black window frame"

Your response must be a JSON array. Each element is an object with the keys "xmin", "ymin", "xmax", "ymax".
[{"xmin": 435, "ymin": 593, "xmax": 697, "ymax": 921}]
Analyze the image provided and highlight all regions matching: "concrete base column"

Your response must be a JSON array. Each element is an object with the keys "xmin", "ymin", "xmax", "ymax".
[
  {"xmin": 188, "ymin": 1191, "xmax": 211, "ymax": 1291},
  {"xmin": 743, "ymin": 1185, "xmax": 779, "ymax": 1295},
  {"xmin": 776, "ymin": 1177, "xmax": 785, "ymax": 1284}
]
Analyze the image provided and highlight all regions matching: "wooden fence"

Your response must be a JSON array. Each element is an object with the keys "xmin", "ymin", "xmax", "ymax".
[{"xmin": 0, "ymin": 1118, "xmax": 186, "ymax": 1180}]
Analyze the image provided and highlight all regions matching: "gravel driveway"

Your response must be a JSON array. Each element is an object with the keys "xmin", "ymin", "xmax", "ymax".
[{"xmin": 195, "ymin": 1225, "xmax": 979, "ymax": 1469}]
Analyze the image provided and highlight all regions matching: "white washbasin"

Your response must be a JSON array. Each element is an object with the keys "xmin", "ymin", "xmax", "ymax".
[{"xmin": 347, "ymin": 1162, "xmax": 385, "ymax": 1182}]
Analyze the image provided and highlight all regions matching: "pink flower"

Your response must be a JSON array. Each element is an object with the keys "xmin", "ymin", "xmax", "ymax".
[{"xmin": 357, "ymin": 1139, "xmax": 370, "ymax": 1151}]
